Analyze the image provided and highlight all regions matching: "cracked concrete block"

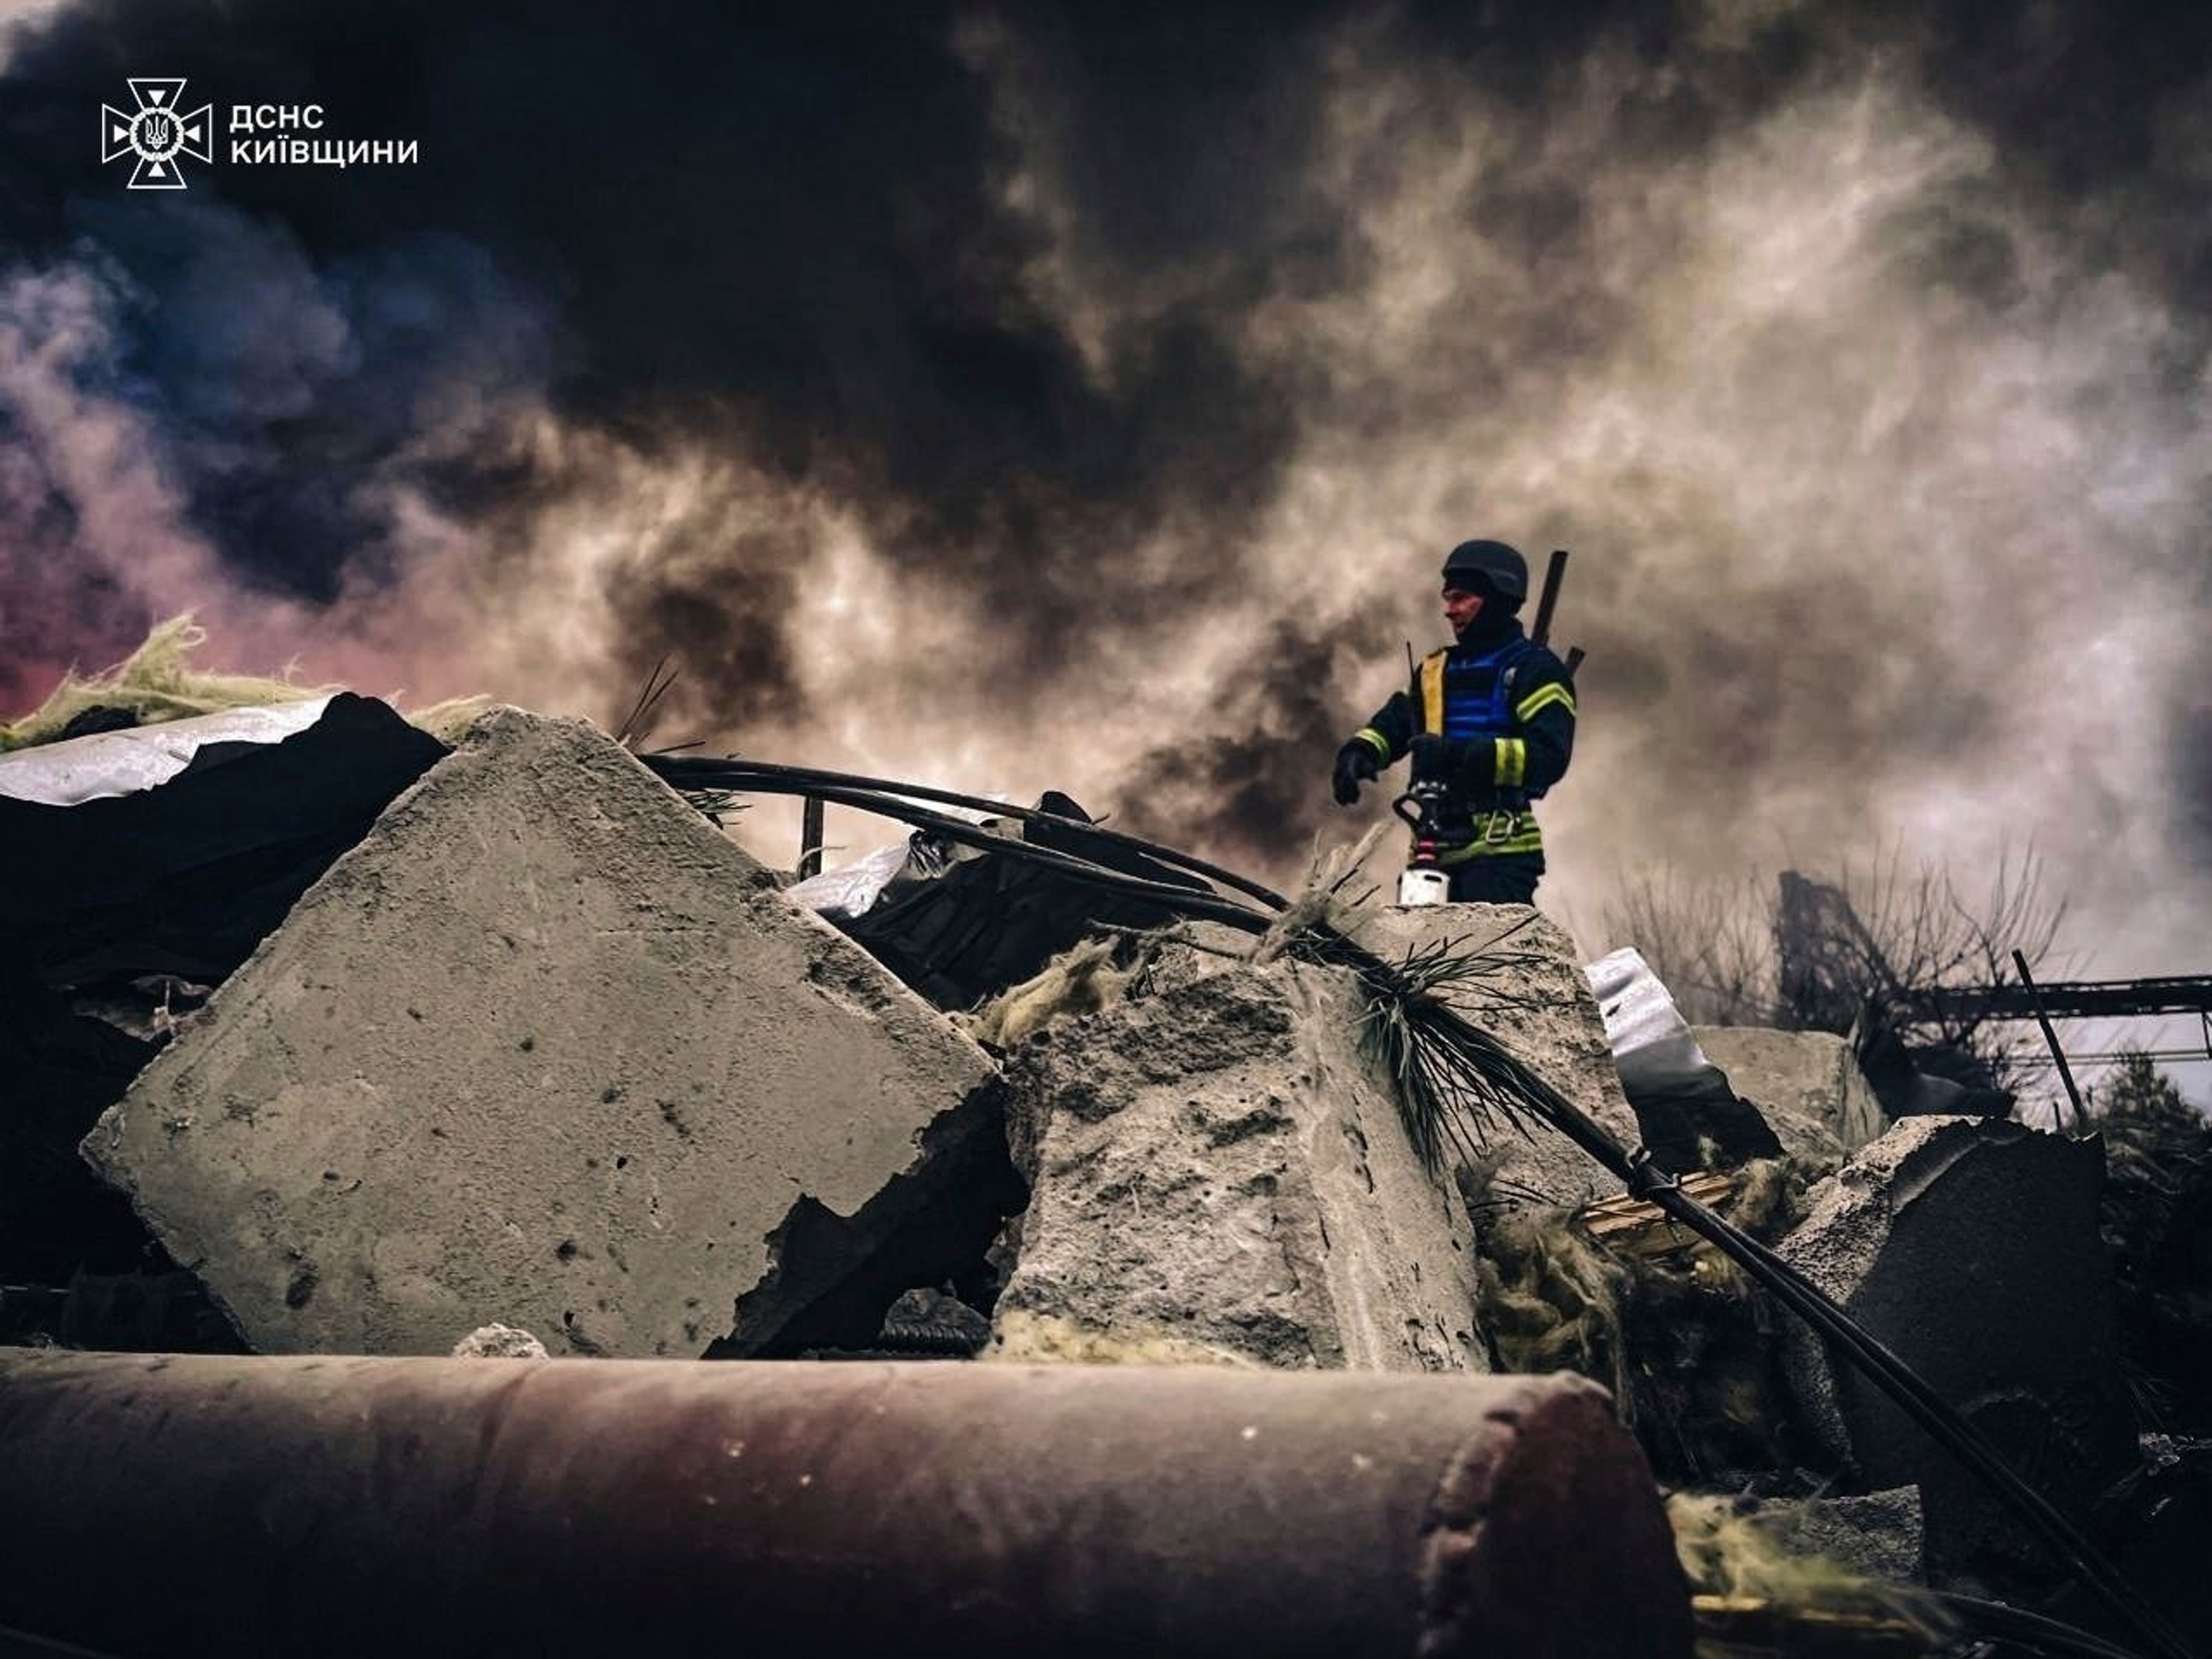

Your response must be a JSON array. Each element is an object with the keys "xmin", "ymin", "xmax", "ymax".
[
  {"xmin": 1777, "ymin": 1116, "xmax": 2135, "ymax": 1578},
  {"xmin": 988, "ymin": 956, "xmax": 1486, "ymax": 1372},
  {"xmin": 1354, "ymin": 905, "xmax": 1645, "ymax": 1209},
  {"xmin": 82, "ymin": 708, "xmax": 999, "ymax": 1359},
  {"xmin": 1695, "ymin": 1027, "xmax": 1885, "ymax": 1161}
]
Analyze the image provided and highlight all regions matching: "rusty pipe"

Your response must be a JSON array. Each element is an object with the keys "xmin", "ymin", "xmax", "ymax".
[{"xmin": 0, "ymin": 1354, "xmax": 1689, "ymax": 1659}]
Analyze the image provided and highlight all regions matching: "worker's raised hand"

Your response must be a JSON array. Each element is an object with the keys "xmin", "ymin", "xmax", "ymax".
[{"xmin": 1332, "ymin": 740, "xmax": 1380, "ymax": 805}]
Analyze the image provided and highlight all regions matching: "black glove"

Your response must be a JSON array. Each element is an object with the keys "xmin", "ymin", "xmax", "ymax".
[
  {"xmin": 1332, "ymin": 740, "xmax": 1381, "ymax": 805},
  {"xmin": 1409, "ymin": 734, "xmax": 1474, "ymax": 785}
]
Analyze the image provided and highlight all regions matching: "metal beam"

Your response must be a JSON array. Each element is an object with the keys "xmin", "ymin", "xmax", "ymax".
[
  {"xmin": 1908, "ymin": 975, "xmax": 2212, "ymax": 1022},
  {"xmin": 0, "ymin": 1354, "xmax": 1691, "ymax": 1659}
]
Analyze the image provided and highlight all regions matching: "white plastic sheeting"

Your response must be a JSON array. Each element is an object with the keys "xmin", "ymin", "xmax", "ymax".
[
  {"xmin": 785, "ymin": 838, "xmax": 923, "ymax": 922},
  {"xmin": 783, "ymin": 796, "xmax": 1006, "ymax": 921},
  {"xmin": 0, "ymin": 698, "xmax": 335, "ymax": 806},
  {"xmin": 1584, "ymin": 945, "xmax": 1729, "ymax": 1103}
]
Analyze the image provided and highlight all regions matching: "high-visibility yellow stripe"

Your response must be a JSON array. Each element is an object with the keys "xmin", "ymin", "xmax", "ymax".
[
  {"xmin": 1419, "ymin": 651, "xmax": 1445, "ymax": 735},
  {"xmin": 1514, "ymin": 681, "xmax": 1576, "ymax": 722},
  {"xmin": 1494, "ymin": 736, "xmax": 1526, "ymax": 788},
  {"xmin": 1355, "ymin": 726, "xmax": 1391, "ymax": 760},
  {"xmin": 1435, "ymin": 831, "xmax": 1544, "ymax": 862},
  {"xmin": 1425, "ymin": 810, "xmax": 1543, "ymax": 862}
]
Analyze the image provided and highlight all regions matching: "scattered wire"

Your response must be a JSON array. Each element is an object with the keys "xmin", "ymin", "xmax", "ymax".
[{"xmin": 613, "ymin": 657, "xmax": 679, "ymax": 750}]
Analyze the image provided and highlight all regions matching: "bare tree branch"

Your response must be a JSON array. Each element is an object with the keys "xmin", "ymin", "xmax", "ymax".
[{"xmin": 1602, "ymin": 843, "xmax": 2065, "ymax": 1088}]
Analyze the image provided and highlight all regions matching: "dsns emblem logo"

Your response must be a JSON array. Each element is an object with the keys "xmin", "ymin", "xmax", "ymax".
[{"xmin": 100, "ymin": 78, "xmax": 213, "ymax": 189}]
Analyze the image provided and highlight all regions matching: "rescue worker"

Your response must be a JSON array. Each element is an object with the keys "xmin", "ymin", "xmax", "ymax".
[{"xmin": 1331, "ymin": 539, "xmax": 1577, "ymax": 904}]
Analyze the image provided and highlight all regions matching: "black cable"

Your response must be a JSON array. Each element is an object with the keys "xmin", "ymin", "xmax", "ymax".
[
  {"xmin": 719, "ymin": 775, "xmax": 1277, "ymax": 937},
  {"xmin": 644, "ymin": 756, "xmax": 1293, "ymax": 910}
]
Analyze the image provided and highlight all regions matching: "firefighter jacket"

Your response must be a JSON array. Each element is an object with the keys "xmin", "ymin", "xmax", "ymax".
[{"xmin": 1347, "ymin": 618, "xmax": 1576, "ymax": 861}]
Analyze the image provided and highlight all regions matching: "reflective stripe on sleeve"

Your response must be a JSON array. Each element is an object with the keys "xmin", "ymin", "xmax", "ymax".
[
  {"xmin": 1514, "ymin": 681, "xmax": 1576, "ymax": 722},
  {"xmin": 1494, "ymin": 736, "xmax": 1527, "ymax": 788}
]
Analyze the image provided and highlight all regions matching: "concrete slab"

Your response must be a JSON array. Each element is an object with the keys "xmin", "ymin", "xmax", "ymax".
[
  {"xmin": 1695, "ymin": 1027, "xmax": 1885, "ymax": 1161},
  {"xmin": 988, "ymin": 955, "xmax": 1486, "ymax": 1372},
  {"xmin": 82, "ymin": 709, "xmax": 999, "ymax": 1358},
  {"xmin": 1776, "ymin": 1116, "xmax": 2135, "ymax": 1578}
]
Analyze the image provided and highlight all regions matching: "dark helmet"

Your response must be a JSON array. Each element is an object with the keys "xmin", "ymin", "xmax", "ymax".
[{"xmin": 1441, "ymin": 539, "xmax": 1528, "ymax": 605}]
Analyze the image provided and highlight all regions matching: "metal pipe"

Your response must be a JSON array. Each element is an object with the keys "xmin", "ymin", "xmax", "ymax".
[{"xmin": 0, "ymin": 1355, "xmax": 1689, "ymax": 1659}]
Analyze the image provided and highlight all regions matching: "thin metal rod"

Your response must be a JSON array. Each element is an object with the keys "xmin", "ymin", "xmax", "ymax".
[
  {"xmin": 2015, "ymin": 947, "xmax": 2088, "ymax": 1133},
  {"xmin": 797, "ymin": 793, "xmax": 825, "ymax": 880}
]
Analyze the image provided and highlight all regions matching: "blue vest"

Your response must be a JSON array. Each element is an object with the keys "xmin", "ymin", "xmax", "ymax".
[{"xmin": 1422, "ymin": 635, "xmax": 1535, "ymax": 745}]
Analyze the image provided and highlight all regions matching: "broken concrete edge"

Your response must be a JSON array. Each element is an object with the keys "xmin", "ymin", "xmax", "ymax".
[
  {"xmin": 717, "ymin": 1076, "xmax": 1025, "ymax": 1358},
  {"xmin": 1781, "ymin": 1115, "xmax": 2104, "ymax": 1325},
  {"xmin": 986, "ymin": 952, "xmax": 1487, "ymax": 1373},
  {"xmin": 79, "ymin": 707, "xmax": 1006, "ymax": 1359},
  {"xmin": 63, "ymin": 704, "xmax": 734, "ymax": 1356}
]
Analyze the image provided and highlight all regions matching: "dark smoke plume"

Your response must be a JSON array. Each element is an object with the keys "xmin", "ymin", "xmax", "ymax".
[{"xmin": 1, "ymin": 0, "xmax": 2207, "ymax": 1012}]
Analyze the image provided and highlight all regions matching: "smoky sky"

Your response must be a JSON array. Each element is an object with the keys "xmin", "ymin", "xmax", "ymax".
[{"xmin": 2, "ymin": 0, "xmax": 2209, "ymax": 1016}]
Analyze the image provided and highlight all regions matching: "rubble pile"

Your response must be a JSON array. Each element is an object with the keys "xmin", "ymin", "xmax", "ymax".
[{"xmin": 1, "ymin": 670, "xmax": 2204, "ymax": 1656}]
